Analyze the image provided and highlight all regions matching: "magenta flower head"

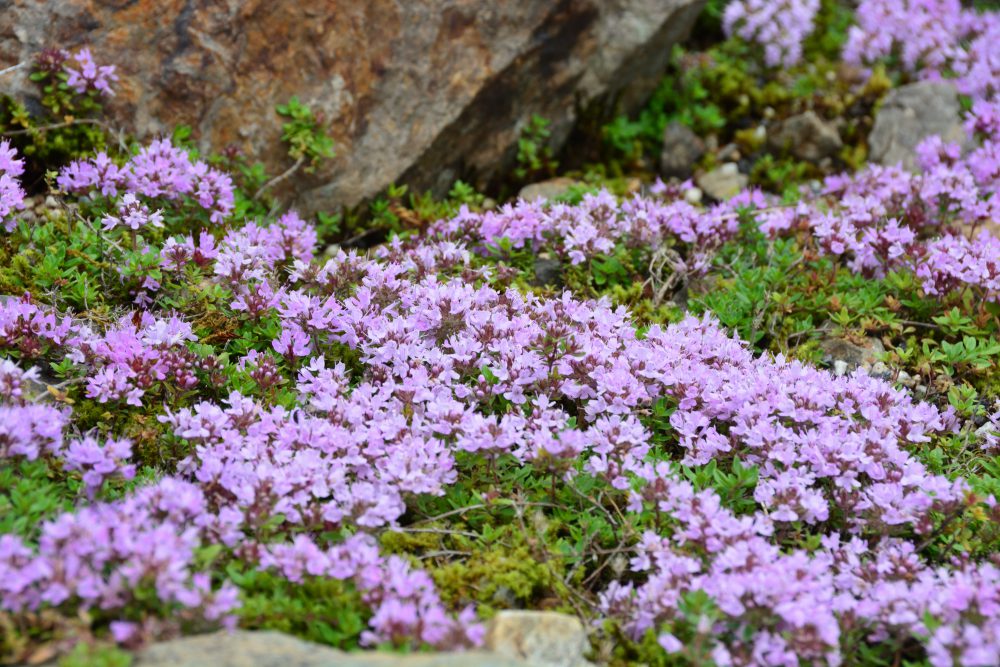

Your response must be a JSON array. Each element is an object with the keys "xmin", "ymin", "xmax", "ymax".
[
  {"xmin": 63, "ymin": 47, "xmax": 118, "ymax": 96},
  {"xmin": 723, "ymin": 0, "xmax": 820, "ymax": 67},
  {"xmin": 57, "ymin": 152, "xmax": 127, "ymax": 197},
  {"xmin": 102, "ymin": 193, "xmax": 164, "ymax": 232},
  {"xmin": 0, "ymin": 140, "xmax": 26, "ymax": 232}
]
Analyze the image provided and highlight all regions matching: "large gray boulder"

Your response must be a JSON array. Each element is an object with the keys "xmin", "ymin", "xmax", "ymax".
[
  {"xmin": 1, "ymin": 0, "xmax": 705, "ymax": 211},
  {"xmin": 869, "ymin": 81, "xmax": 971, "ymax": 171}
]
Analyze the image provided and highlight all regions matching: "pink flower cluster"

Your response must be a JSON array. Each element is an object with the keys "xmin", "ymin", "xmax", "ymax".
[
  {"xmin": 62, "ymin": 47, "xmax": 118, "ymax": 97},
  {"xmin": 102, "ymin": 193, "xmax": 164, "ymax": 232},
  {"xmin": 602, "ymin": 488, "xmax": 1000, "ymax": 667},
  {"xmin": 754, "ymin": 129, "xmax": 1000, "ymax": 300},
  {"xmin": 0, "ymin": 397, "xmax": 133, "ymax": 498},
  {"xmin": 0, "ymin": 296, "xmax": 217, "ymax": 410},
  {"xmin": 1, "ymin": 184, "xmax": 998, "ymax": 659},
  {"xmin": 0, "ymin": 477, "xmax": 238, "ymax": 637},
  {"xmin": 430, "ymin": 186, "xmax": 750, "ymax": 274},
  {"xmin": 845, "ymin": 0, "xmax": 1000, "ymax": 100},
  {"xmin": 722, "ymin": 0, "xmax": 820, "ymax": 67},
  {"xmin": 0, "ymin": 403, "xmax": 66, "ymax": 461},
  {"xmin": 0, "ymin": 294, "xmax": 74, "ymax": 358},
  {"xmin": 57, "ymin": 139, "xmax": 234, "ymax": 224},
  {"xmin": 0, "ymin": 140, "xmax": 26, "ymax": 232},
  {"xmin": 72, "ymin": 312, "xmax": 202, "ymax": 407}
]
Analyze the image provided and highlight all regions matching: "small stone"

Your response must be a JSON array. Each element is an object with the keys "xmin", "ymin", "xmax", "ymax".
[
  {"xmin": 683, "ymin": 187, "xmax": 703, "ymax": 205},
  {"xmin": 869, "ymin": 361, "xmax": 891, "ymax": 379},
  {"xmin": 532, "ymin": 255, "xmax": 563, "ymax": 288},
  {"xmin": 833, "ymin": 360, "xmax": 849, "ymax": 377},
  {"xmin": 869, "ymin": 81, "xmax": 972, "ymax": 171},
  {"xmin": 718, "ymin": 142, "xmax": 740, "ymax": 162},
  {"xmin": 518, "ymin": 177, "xmax": 581, "ymax": 204},
  {"xmin": 485, "ymin": 611, "xmax": 594, "ymax": 667},
  {"xmin": 976, "ymin": 421, "xmax": 998, "ymax": 442},
  {"xmin": 43, "ymin": 195, "xmax": 59, "ymax": 209},
  {"xmin": 768, "ymin": 111, "xmax": 842, "ymax": 163},
  {"xmin": 819, "ymin": 337, "xmax": 885, "ymax": 374},
  {"xmin": 696, "ymin": 163, "xmax": 748, "ymax": 201},
  {"xmin": 659, "ymin": 121, "xmax": 705, "ymax": 179}
]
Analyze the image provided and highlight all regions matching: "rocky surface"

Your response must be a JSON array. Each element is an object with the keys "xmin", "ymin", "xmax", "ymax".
[
  {"xmin": 518, "ymin": 177, "xmax": 582, "ymax": 203},
  {"xmin": 767, "ymin": 111, "xmax": 842, "ymax": 163},
  {"xmin": 2, "ymin": 0, "xmax": 705, "ymax": 211},
  {"xmin": 659, "ymin": 120, "xmax": 705, "ymax": 178},
  {"xmin": 820, "ymin": 336, "xmax": 885, "ymax": 376},
  {"xmin": 532, "ymin": 254, "xmax": 564, "ymax": 288},
  {"xmin": 868, "ymin": 81, "xmax": 970, "ymax": 171},
  {"xmin": 134, "ymin": 630, "xmax": 535, "ymax": 667},
  {"xmin": 696, "ymin": 162, "xmax": 747, "ymax": 201},
  {"xmin": 128, "ymin": 611, "xmax": 596, "ymax": 667},
  {"xmin": 484, "ymin": 611, "xmax": 594, "ymax": 667}
]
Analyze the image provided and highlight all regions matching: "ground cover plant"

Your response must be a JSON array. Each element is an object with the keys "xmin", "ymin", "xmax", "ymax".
[{"xmin": 2, "ymin": 1, "xmax": 1000, "ymax": 666}]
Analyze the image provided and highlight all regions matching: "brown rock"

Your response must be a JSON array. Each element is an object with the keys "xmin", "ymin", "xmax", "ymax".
[
  {"xmin": 767, "ymin": 111, "xmax": 842, "ymax": 163},
  {"xmin": 2, "ymin": 1, "xmax": 706, "ymax": 211}
]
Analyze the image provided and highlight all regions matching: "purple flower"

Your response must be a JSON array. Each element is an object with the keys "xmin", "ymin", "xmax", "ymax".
[
  {"xmin": 102, "ymin": 193, "xmax": 164, "ymax": 232},
  {"xmin": 63, "ymin": 436, "xmax": 136, "ymax": 497},
  {"xmin": 63, "ymin": 47, "xmax": 118, "ymax": 96},
  {"xmin": 723, "ymin": 0, "xmax": 820, "ymax": 67},
  {"xmin": 0, "ymin": 140, "xmax": 26, "ymax": 232}
]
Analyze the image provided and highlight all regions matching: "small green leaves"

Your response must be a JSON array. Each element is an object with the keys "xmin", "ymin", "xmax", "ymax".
[
  {"xmin": 515, "ymin": 114, "xmax": 558, "ymax": 181},
  {"xmin": 276, "ymin": 96, "xmax": 335, "ymax": 172}
]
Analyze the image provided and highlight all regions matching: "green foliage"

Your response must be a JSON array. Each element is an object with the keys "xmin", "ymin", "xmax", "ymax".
[
  {"xmin": 680, "ymin": 458, "xmax": 759, "ymax": 515},
  {"xmin": 232, "ymin": 564, "xmax": 368, "ymax": 649},
  {"xmin": 599, "ymin": 0, "xmax": 885, "ymax": 195},
  {"xmin": 1, "ymin": 65, "xmax": 110, "ymax": 179},
  {"xmin": 0, "ymin": 459, "xmax": 77, "ymax": 539},
  {"xmin": 749, "ymin": 153, "xmax": 814, "ymax": 196},
  {"xmin": 336, "ymin": 180, "xmax": 489, "ymax": 244},
  {"xmin": 276, "ymin": 97, "xmax": 335, "ymax": 172},
  {"xmin": 515, "ymin": 115, "xmax": 559, "ymax": 182},
  {"xmin": 59, "ymin": 643, "xmax": 133, "ymax": 667},
  {"xmin": 923, "ymin": 336, "xmax": 1000, "ymax": 375},
  {"xmin": 802, "ymin": 0, "xmax": 856, "ymax": 60}
]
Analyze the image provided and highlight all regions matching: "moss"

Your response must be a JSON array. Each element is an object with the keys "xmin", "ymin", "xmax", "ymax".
[{"xmin": 234, "ymin": 568, "xmax": 367, "ymax": 649}]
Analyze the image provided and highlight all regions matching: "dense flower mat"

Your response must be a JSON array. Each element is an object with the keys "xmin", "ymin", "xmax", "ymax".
[{"xmin": 1, "ymin": 1, "xmax": 1000, "ymax": 665}]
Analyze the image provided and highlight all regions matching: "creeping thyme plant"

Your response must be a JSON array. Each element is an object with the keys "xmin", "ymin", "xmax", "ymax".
[{"xmin": 3, "ymin": 1, "xmax": 1000, "ymax": 665}]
